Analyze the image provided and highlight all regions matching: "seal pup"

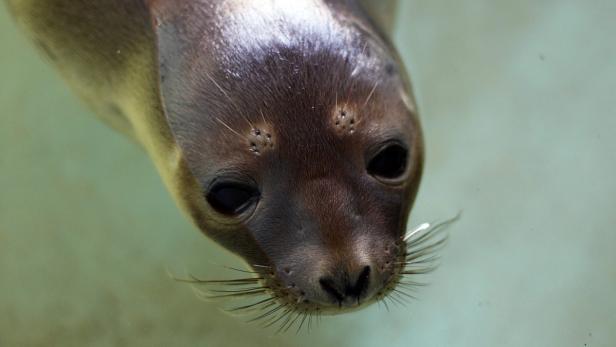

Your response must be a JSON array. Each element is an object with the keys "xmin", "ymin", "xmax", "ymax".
[{"xmin": 7, "ymin": 0, "xmax": 442, "ymax": 322}]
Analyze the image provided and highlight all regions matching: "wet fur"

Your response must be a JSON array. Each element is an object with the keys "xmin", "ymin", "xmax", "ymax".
[{"xmin": 7, "ymin": 0, "xmax": 430, "ymax": 320}]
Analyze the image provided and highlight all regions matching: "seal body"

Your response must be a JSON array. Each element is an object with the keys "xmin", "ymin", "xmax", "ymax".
[{"xmin": 8, "ymin": 0, "xmax": 425, "ymax": 313}]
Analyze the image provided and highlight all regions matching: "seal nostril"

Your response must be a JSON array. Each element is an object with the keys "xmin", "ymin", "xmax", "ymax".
[
  {"xmin": 319, "ymin": 277, "xmax": 344, "ymax": 303},
  {"xmin": 320, "ymin": 266, "xmax": 372, "ymax": 304},
  {"xmin": 350, "ymin": 266, "xmax": 371, "ymax": 298}
]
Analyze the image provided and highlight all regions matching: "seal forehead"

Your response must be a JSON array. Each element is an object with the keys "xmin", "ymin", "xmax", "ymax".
[
  {"xmin": 159, "ymin": 0, "xmax": 411, "ymax": 180},
  {"xmin": 220, "ymin": 0, "xmax": 341, "ymax": 51},
  {"xmin": 214, "ymin": 0, "xmax": 385, "ymax": 73}
]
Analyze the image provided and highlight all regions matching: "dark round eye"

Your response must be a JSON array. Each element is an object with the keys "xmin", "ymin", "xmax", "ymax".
[
  {"xmin": 206, "ymin": 182, "xmax": 259, "ymax": 216},
  {"xmin": 367, "ymin": 143, "xmax": 408, "ymax": 180}
]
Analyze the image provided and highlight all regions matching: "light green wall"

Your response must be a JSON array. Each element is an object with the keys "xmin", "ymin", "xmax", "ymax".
[{"xmin": 1, "ymin": 1, "xmax": 614, "ymax": 346}]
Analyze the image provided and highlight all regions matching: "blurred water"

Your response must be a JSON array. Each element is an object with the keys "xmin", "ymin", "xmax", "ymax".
[{"xmin": 1, "ymin": 1, "xmax": 615, "ymax": 346}]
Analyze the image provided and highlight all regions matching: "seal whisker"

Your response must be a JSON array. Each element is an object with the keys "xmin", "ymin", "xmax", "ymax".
[
  {"xmin": 207, "ymin": 286, "xmax": 266, "ymax": 293},
  {"xmin": 296, "ymin": 311, "xmax": 308, "ymax": 335},
  {"xmin": 397, "ymin": 280, "xmax": 428, "ymax": 287},
  {"xmin": 381, "ymin": 296, "xmax": 391, "ymax": 312},
  {"xmin": 397, "ymin": 261, "xmax": 434, "ymax": 269},
  {"xmin": 407, "ymin": 228, "xmax": 449, "ymax": 248},
  {"xmin": 227, "ymin": 301, "xmax": 278, "ymax": 318},
  {"xmin": 398, "ymin": 253, "xmax": 440, "ymax": 264},
  {"xmin": 394, "ymin": 213, "xmax": 462, "ymax": 290},
  {"xmin": 404, "ymin": 259, "xmax": 441, "ymax": 270},
  {"xmin": 247, "ymin": 303, "xmax": 285, "ymax": 323},
  {"xmin": 335, "ymin": 90, "xmax": 338, "ymax": 111},
  {"xmin": 405, "ymin": 229, "xmax": 444, "ymax": 251},
  {"xmin": 400, "ymin": 267, "xmax": 438, "ymax": 275},
  {"xmin": 187, "ymin": 272, "xmax": 259, "ymax": 282},
  {"xmin": 387, "ymin": 291, "xmax": 405, "ymax": 306},
  {"xmin": 405, "ymin": 253, "xmax": 442, "ymax": 266},
  {"xmin": 395, "ymin": 283, "xmax": 421, "ymax": 293},
  {"xmin": 274, "ymin": 310, "xmax": 294, "ymax": 334},
  {"xmin": 205, "ymin": 71, "xmax": 254, "ymax": 129},
  {"xmin": 405, "ymin": 243, "xmax": 443, "ymax": 262},
  {"xmin": 405, "ymin": 252, "xmax": 442, "ymax": 264},
  {"xmin": 262, "ymin": 307, "xmax": 292, "ymax": 328},
  {"xmin": 260, "ymin": 310, "xmax": 284, "ymax": 329},
  {"xmin": 363, "ymin": 80, "xmax": 379, "ymax": 107},
  {"xmin": 395, "ymin": 282, "xmax": 427, "ymax": 293},
  {"xmin": 191, "ymin": 285, "xmax": 214, "ymax": 302},
  {"xmin": 201, "ymin": 281, "xmax": 263, "ymax": 287},
  {"xmin": 202, "ymin": 290, "xmax": 268, "ymax": 299},
  {"xmin": 393, "ymin": 292, "xmax": 408, "ymax": 306},
  {"xmin": 404, "ymin": 212, "xmax": 462, "ymax": 243},
  {"xmin": 173, "ymin": 276, "xmax": 262, "ymax": 285},
  {"xmin": 392, "ymin": 284, "xmax": 419, "ymax": 295},
  {"xmin": 307, "ymin": 311, "xmax": 313, "ymax": 332},
  {"xmin": 226, "ymin": 297, "xmax": 276, "ymax": 313},
  {"xmin": 406, "ymin": 235, "xmax": 448, "ymax": 257},
  {"xmin": 376, "ymin": 297, "xmax": 383, "ymax": 310},
  {"xmin": 222, "ymin": 266, "xmax": 263, "ymax": 274},
  {"xmin": 361, "ymin": 40, "xmax": 368, "ymax": 56},
  {"xmin": 204, "ymin": 279, "xmax": 262, "ymax": 285},
  {"xmin": 282, "ymin": 311, "xmax": 302, "ymax": 334},
  {"xmin": 259, "ymin": 109, "xmax": 268, "ymax": 125},
  {"xmin": 286, "ymin": 312, "xmax": 303, "ymax": 333},
  {"xmin": 401, "ymin": 268, "xmax": 437, "ymax": 275},
  {"xmin": 388, "ymin": 292, "xmax": 405, "ymax": 306},
  {"xmin": 392, "ymin": 288, "xmax": 416, "ymax": 301},
  {"xmin": 215, "ymin": 117, "xmax": 248, "ymax": 140},
  {"xmin": 403, "ymin": 222, "xmax": 431, "ymax": 242}
]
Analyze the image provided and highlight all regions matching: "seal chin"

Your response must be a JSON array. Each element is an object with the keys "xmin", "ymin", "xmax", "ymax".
[{"xmin": 310, "ymin": 293, "xmax": 379, "ymax": 314}]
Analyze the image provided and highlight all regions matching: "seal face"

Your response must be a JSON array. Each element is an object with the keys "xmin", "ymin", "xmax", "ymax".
[{"xmin": 156, "ymin": 0, "xmax": 424, "ymax": 312}]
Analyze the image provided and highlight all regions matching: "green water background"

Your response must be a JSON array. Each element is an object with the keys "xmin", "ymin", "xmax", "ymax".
[{"xmin": 1, "ymin": 1, "xmax": 615, "ymax": 346}]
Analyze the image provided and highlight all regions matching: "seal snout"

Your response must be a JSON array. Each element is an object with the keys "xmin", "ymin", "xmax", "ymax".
[{"xmin": 318, "ymin": 265, "xmax": 371, "ymax": 306}]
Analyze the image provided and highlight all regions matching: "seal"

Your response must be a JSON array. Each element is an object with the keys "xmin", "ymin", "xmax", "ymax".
[{"xmin": 8, "ymin": 0, "xmax": 438, "ymax": 323}]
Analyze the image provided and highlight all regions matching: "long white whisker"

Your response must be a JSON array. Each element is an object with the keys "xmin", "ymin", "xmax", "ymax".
[
  {"xmin": 215, "ymin": 117, "xmax": 247, "ymax": 140},
  {"xmin": 363, "ymin": 81, "xmax": 379, "ymax": 106},
  {"xmin": 404, "ymin": 222, "xmax": 431, "ymax": 242},
  {"xmin": 404, "ymin": 211, "xmax": 462, "ymax": 242},
  {"xmin": 206, "ymin": 71, "xmax": 254, "ymax": 128}
]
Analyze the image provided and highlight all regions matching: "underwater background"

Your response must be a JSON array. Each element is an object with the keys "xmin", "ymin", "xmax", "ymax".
[{"xmin": 1, "ymin": 1, "xmax": 614, "ymax": 346}]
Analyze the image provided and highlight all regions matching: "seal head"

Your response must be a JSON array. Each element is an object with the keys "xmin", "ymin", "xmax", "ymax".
[{"xmin": 154, "ymin": 0, "xmax": 423, "ymax": 312}]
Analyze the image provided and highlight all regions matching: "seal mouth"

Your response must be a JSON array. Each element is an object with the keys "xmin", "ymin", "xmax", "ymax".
[{"xmin": 170, "ymin": 213, "xmax": 460, "ymax": 333}]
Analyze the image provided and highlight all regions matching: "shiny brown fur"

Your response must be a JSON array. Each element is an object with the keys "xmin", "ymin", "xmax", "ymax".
[{"xmin": 7, "ymin": 0, "xmax": 424, "ymax": 314}]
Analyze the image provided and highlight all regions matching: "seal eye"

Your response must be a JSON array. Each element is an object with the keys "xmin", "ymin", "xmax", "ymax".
[
  {"xmin": 367, "ymin": 143, "xmax": 408, "ymax": 181},
  {"xmin": 206, "ymin": 182, "xmax": 259, "ymax": 216}
]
